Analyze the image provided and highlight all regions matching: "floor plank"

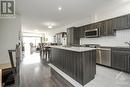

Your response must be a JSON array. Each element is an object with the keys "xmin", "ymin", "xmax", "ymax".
[{"xmin": 19, "ymin": 53, "xmax": 61, "ymax": 87}]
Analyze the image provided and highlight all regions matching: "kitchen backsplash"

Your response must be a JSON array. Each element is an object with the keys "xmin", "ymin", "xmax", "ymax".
[{"xmin": 80, "ymin": 29, "xmax": 130, "ymax": 47}]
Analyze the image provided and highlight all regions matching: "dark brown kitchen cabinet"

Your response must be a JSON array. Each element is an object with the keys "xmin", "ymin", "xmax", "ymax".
[
  {"xmin": 84, "ymin": 23, "xmax": 96, "ymax": 30},
  {"xmin": 112, "ymin": 15, "xmax": 130, "ymax": 30},
  {"xmin": 75, "ymin": 14, "xmax": 130, "ymax": 38},
  {"xmin": 128, "ymin": 14, "xmax": 130, "ymax": 28},
  {"xmin": 78, "ymin": 26, "xmax": 85, "ymax": 38},
  {"xmin": 111, "ymin": 48, "xmax": 130, "ymax": 73},
  {"xmin": 105, "ymin": 19, "xmax": 115, "ymax": 36},
  {"xmin": 126, "ymin": 54, "xmax": 130, "ymax": 72},
  {"xmin": 85, "ymin": 21, "xmax": 115, "ymax": 37},
  {"xmin": 95, "ymin": 20, "xmax": 115, "ymax": 36},
  {"xmin": 111, "ymin": 51, "xmax": 126, "ymax": 71},
  {"xmin": 95, "ymin": 21, "xmax": 106, "ymax": 36},
  {"xmin": 84, "ymin": 22, "xmax": 107, "ymax": 36},
  {"xmin": 67, "ymin": 27, "xmax": 80, "ymax": 46}
]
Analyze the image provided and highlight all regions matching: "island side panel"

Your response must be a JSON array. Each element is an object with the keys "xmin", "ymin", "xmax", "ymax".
[
  {"xmin": 51, "ymin": 47, "xmax": 96, "ymax": 85},
  {"xmin": 51, "ymin": 48, "xmax": 83, "ymax": 84},
  {"xmin": 82, "ymin": 50, "xmax": 96, "ymax": 85}
]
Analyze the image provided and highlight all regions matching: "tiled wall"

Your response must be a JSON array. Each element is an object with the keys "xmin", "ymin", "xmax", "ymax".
[{"xmin": 80, "ymin": 29, "xmax": 130, "ymax": 47}]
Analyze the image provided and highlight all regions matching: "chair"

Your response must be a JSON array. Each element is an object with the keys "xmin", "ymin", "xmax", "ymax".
[{"xmin": 2, "ymin": 44, "xmax": 20, "ymax": 87}]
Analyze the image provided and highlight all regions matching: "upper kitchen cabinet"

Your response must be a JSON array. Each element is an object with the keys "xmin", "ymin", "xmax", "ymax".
[
  {"xmin": 84, "ymin": 21, "xmax": 115, "ymax": 37},
  {"xmin": 84, "ymin": 23, "xmax": 96, "ymax": 30},
  {"xmin": 128, "ymin": 14, "xmax": 130, "ymax": 29},
  {"xmin": 112, "ymin": 14, "xmax": 130, "ymax": 30},
  {"xmin": 95, "ymin": 21, "xmax": 106, "ymax": 36},
  {"xmin": 73, "ymin": 14, "xmax": 130, "ymax": 38},
  {"xmin": 78, "ymin": 26, "xmax": 85, "ymax": 38},
  {"xmin": 104, "ymin": 19, "xmax": 115, "ymax": 36},
  {"xmin": 67, "ymin": 27, "xmax": 80, "ymax": 46},
  {"xmin": 54, "ymin": 32, "xmax": 67, "ymax": 45}
]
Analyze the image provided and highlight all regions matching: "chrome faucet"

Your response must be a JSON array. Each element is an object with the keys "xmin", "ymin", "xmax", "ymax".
[{"xmin": 124, "ymin": 41, "xmax": 130, "ymax": 47}]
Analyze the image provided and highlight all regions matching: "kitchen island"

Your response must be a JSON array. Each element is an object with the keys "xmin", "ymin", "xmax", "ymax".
[{"xmin": 49, "ymin": 46, "xmax": 96, "ymax": 87}]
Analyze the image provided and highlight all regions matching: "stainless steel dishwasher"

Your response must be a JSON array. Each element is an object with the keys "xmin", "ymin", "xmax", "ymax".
[
  {"xmin": 81, "ymin": 44, "xmax": 111, "ymax": 66},
  {"xmin": 96, "ymin": 47, "xmax": 111, "ymax": 66}
]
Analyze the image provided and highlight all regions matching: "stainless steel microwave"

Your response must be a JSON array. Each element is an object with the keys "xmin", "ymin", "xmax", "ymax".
[{"xmin": 85, "ymin": 29, "xmax": 99, "ymax": 38}]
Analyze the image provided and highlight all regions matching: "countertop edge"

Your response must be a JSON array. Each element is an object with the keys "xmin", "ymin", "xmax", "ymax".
[{"xmin": 50, "ymin": 46, "xmax": 96, "ymax": 52}]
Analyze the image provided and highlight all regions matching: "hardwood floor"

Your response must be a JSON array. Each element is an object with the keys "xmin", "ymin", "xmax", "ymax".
[
  {"xmin": 19, "ymin": 52, "xmax": 130, "ymax": 87},
  {"xmin": 19, "ymin": 53, "xmax": 62, "ymax": 87}
]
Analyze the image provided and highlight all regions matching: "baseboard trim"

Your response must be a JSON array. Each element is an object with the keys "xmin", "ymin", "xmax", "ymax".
[{"xmin": 49, "ymin": 63, "xmax": 90, "ymax": 87}]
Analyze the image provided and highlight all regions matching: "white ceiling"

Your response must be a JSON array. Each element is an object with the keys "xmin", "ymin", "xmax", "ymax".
[{"xmin": 16, "ymin": 0, "xmax": 127, "ymax": 32}]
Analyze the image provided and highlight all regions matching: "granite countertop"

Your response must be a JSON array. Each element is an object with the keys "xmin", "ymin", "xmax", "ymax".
[
  {"xmin": 100, "ymin": 45, "xmax": 130, "ymax": 48},
  {"xmin": 50, "ymin": 46, "xmax": 96, "ymax": 52}
]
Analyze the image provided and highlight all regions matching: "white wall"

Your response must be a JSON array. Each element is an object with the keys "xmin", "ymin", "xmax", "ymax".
[{"xmin": 0, "ymin": 15, "xmax": 21, "ymax": 64}]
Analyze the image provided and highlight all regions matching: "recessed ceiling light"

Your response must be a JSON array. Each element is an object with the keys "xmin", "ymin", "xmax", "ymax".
[
  {"xmin": 34, "ymin": 29, "xmax": 39, "ymax": 32},
  {"xmin": 43, "ymin": 22, "xmax": 57, "ymax": 26},
  {"xmin": 48, "ymin": 26, "xmax": 52, "ymax": 29},
  {"xmin": 58, "ymin": 6, "xmax": 62, "ymax": 11},
  {"xmin": 122, "ymin": 0, "xmax": 130, "ymax": 2}
]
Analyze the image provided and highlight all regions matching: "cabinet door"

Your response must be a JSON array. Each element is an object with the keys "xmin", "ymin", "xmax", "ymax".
[
  {"xmin": 112, "ymin": 15, "xmax": 129, "ymax": 30},
  {"xmin": 84, "ymin": 23, "xmax": 96, "ymax": 30},
  {"xmin": 79, "ymin": 27, "xmax": 85, "ymax": 38},
  {"xmin": 128, "ymin": 14, "xmax": 130, "ymax": 28},
  {"xmin": 84, "ymin": 24, "xmax": 91, "ymax": 30},
  {"xmin": 111, "ymin": 51, "xmax": 126, "ymax": 71},
  {"xmin": 67, "ymin": 28, "xmax": 72, "ymax": 46},
  {"xmin": 126, "ymin": 54, "xmax": 130, "ymax": 73},
  {"xmin": 67, "ymin": 27, "xmax": 80, "ymax": 46},
  {"xmin": 95, "ymin": 21, "xmax": 106, "ymax": 36},
  {"xmin": 105, "ymin": 19, "xmax": 115, "ymax": 36},
  {"xmin": 73, "ymin": 28, "xmax": 80, "ymax": 46}
]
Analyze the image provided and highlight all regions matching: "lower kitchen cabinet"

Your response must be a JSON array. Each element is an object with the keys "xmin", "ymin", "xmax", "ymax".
[
  {"xmin": 111, "ymin": 51, "xmax": 126, "ymax": 71},
  {"xmin": 111, "ymin": 48, "xmax": 130, "ymax": 73},
  {"xmin": 126, "ymin": 54, "xmax": 130, "ymax": 72}
]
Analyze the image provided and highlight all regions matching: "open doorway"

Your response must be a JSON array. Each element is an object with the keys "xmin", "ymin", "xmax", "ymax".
[{"xmin": 23, "ymin": 36, "xmax": 41, "ymax": 55}]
